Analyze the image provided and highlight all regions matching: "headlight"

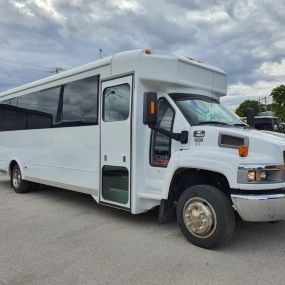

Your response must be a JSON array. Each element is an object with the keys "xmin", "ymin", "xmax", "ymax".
[
  {"xmin": 238, "ymin": 165, "xmax": 284, "ymax": 184},
  {"xmin": 247, "ymin": 170, "xmax": 267, "ymax": 182}
]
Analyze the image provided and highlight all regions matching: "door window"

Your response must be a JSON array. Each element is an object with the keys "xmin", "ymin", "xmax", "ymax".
[
  {"xmin": 150, "ymin": 98, "xmax": 175, "ymax": 167},
  {"xmin": 103, "ymin": 83, "xmax": 130, "ymax": 122}
]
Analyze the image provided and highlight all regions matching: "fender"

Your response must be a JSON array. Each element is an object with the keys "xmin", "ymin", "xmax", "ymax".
[{"xmin": 160, "ymin": 150, "xmax": 239, "ymax": 200}]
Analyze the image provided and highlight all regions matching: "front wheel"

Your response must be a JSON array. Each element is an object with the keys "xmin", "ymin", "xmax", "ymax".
[
  {"xmin": 11, "ymin": 165, "xmax": 30, "ymax": 193},
  {"xmin": 176, "ymin": 185, "xmax": 235, "ymax": 249}
]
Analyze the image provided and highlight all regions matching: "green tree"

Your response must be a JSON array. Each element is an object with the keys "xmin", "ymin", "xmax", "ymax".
[
  {"xmin": 235, "ymin": 100, "xmax": 261, "ymax": 117},
  {"xmin": 270, "ymin": 85, "xmax": 285, "ymax": 121}
]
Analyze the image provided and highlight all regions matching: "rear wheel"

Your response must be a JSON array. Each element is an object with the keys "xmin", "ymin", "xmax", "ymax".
[
  {"xmin": 176, "ymin": 185, "xmax": 235, "ymax": 249},
  {"xmin": 11, "ymin": 165, "xmax": 30, "ymax": 193}
]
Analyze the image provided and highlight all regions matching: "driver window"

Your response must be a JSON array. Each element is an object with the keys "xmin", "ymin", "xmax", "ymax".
[{"xmin": 150, "ymin": 98, "xmax": 175, "ymax": 167}]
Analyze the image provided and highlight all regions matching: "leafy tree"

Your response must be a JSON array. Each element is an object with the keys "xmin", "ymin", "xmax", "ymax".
[
  {"xmin": 235, "ymin": 100, "xmax": 261, "ymax": 117},
  {"xmin": 270, "ymin": 85, "xmax": 285, "ymax": 121}
]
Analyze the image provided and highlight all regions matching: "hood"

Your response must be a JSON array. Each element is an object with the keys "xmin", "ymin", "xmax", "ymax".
[{"xmin": 189, "ymin": 125, "xmax": 285, "ymax": 165}]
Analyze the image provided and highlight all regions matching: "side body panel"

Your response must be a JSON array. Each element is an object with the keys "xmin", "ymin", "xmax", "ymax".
[
  {"xmin": 0, "ymin": 65, "xmax": 110, "ymax": 195},
  {"xmin": 0, "ymin": 126, "xmax": 99, "ymax": 194}
]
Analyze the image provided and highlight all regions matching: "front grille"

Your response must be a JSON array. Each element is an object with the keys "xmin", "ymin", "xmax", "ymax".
[{"xmin": 220, "ymin": 134, "xmax": 245, "ymax": 147}]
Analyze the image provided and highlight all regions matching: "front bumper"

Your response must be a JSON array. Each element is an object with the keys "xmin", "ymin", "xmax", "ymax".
[{"xmin": 231, "ymin": 193, "xmax": 285, "ymax": 222}]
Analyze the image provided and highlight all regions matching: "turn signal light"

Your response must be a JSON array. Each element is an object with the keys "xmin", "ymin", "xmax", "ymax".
[
  {"xmin": 150, "ymin": 101, "xmax": 155, "ymax": 114},
  {"xmin": 239, "ymin": 145, "xmax": 249, "ymax": 157}
]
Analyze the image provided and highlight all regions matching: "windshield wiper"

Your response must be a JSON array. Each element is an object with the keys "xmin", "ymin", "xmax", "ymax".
[
  {"xmin": 233, "ymin": 123, "xmax": 253, "ymax": 129},
  {"xmin": 197, "ymin": 121, "xmax": 229, "ymax": 126}
]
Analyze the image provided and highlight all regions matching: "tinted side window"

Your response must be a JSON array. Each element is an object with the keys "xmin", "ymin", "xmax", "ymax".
[
  {"xmin": 0, "ymin": 106, "xmax": 26, "ymax": 131},
  {"xmin": 0, "ymin": 86, "xmax": 60, "ymax": 131},
  {"xmin": 150, "ymin": 99, "xmax": 175, "ymax": 167},
  {"xmin": 17, "ymin": 86, "xmax": 61, "ymax": 126},
  {"xmin": 62, "ymin": 76, "xmax": 98, "ymax": 125},
  {"xmin": 103, "ymin": 83, "xmax": 130, "ymax": 122}
]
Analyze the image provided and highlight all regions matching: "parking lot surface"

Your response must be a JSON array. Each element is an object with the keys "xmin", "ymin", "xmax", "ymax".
[{"xmin": 0, "ymin": 174, "xmax": 285, "ymax": 285}]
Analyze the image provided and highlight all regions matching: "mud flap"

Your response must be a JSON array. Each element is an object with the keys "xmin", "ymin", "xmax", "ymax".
[{"xmin": 158, "ymin": 199, "xmax": 176, "ymax": 225}]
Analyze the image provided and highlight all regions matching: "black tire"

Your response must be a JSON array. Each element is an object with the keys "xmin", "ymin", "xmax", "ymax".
[
  {"xmin": 176, "ymin": 185, "xmax": 235, "ymax": 249},
  {"xmin": 11, "ymin": 164, "xmax": 30, "ymax": 194}
]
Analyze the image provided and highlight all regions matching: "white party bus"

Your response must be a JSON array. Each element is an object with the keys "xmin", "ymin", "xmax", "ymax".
[{"xmin": 1, "ymin": 49, "xmax": 285, "ymax": 248}]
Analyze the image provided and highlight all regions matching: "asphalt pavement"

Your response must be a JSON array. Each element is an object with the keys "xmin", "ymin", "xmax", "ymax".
[{"xmin": 0, "ymin": 174, "xmax": 285, "ymax": 285}]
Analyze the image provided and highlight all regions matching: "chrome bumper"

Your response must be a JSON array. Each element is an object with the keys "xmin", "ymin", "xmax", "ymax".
[{"xmin": 231, "ymin": 193, "xmax": 285, "ymax": 222}]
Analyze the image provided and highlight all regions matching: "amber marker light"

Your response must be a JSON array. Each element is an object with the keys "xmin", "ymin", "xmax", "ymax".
[
  {"xmin": 144, "ymin": 49, "xmax": 152, "ymax": 55},
  {"xmin": 239, "ymin": 145, "xmax": 249, "ymax": 157},
  {"xmin": 150, "ymin": 101, "xmax": 155, "ymax": 114}
]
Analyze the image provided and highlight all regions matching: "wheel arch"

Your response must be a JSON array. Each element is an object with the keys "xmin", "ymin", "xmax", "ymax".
[
  {"xmin": 9, "ymin": 159, "xmax": 24, "ymax": 177},
  {"xmin": 158, "ymin": 166, "xmax": 233, "ymax": 225},
  {"xmin": 168, "ymin": 167, "xmax": 231, "ymax": 202}
]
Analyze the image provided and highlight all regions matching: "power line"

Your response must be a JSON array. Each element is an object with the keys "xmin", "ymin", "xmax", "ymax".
[
  {"xmin": 0, "ymin": 57, "xmax": 42, "ymax": 66},
  {"xmin": 0, "ymin": 58, "xmax": 49, "ymax": 72},
  {"xmin": 0, "ymin": 57, "xmax": 60, "ymax": 73}
]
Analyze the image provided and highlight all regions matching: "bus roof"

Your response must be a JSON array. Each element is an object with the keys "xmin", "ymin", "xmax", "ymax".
[{"xmin": 0, "ymin": 49, "xmax": 227, "ymax": 99}]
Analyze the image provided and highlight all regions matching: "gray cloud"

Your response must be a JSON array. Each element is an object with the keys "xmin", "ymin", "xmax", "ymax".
[{"xmin": 0, "ymin": 0, "xmax": 284, "ymax": 110}]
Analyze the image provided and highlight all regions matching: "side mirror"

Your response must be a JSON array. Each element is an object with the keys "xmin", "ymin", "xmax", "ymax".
[
  {"xmin": 246, "ymin": 108, "xmax": 255, "ymax": 128},
  {"xmin": 143, "ymin": 92, "xmax": 157, "ymax": 126},
  {"xmin": 274, "ymin": 125, "xmax": 279, "ymax": 132}
]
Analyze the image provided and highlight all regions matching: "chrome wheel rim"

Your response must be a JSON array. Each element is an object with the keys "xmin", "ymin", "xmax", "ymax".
[
  {"xmin": 12, "ymin": 169, "xmax": 21, "ymax": 188},
  {"xmin": 183, "ymin": 197, "xmax": 217, "ymax": 239}
]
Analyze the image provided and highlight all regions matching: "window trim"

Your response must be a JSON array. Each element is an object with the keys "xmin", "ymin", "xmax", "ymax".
[{"xmin": 149, "ymin": 97, "xmax": 176, "ymax": 168}]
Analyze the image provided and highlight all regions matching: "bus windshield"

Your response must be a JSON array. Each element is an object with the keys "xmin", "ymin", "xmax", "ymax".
[{"xmin": 170, "ymin": 94, "xmax": 243, "ymax": 126}]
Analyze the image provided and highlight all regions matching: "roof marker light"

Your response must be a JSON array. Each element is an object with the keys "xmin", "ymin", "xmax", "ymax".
[
  {"xmin": 188, "ymin": 57, "xmax": 202, "ymax": 63},
  {"xmin": 144, "ymin": 49, "xmax": 152, "ymax": 55}
]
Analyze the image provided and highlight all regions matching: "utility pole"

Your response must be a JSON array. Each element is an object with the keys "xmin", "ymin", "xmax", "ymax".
[
  {"xmin": 259, "ymin": 96, "xmax": 270, "ymax": 114},
  {"xmin": 264, "ymin": 96, "xmax": 267, "ymax": 112},
  {"xmin": 99, "ymin": 48, "xmax": 103, "ymax": 59}
]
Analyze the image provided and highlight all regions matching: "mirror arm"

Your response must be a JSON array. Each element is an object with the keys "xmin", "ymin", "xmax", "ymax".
[{"xmin": 150, "ymin": 126, "xmax": 188, "ymax": 144}]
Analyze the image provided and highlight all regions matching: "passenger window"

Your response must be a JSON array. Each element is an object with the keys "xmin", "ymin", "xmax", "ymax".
[
  {"xmin": 103, "ymin": 84, "xmax": 130, "ymax": 122},
  {"xmin": 150, "ymin": 98, "xmax": 175, "ymax": 167},
  {"xmin": 62, "ymin": 76, "xmax": 98, "ymax": 125},
  {"xmin": 0, "ymin": 107, "xmax": 26, "ymax": 131},
  {"xmin": 17, "ymin": 86, "xmax": 61, "ymax": 126},
  {"xmin": 0, "ymin": 86, "xmax": 61, "ymax": 131}
]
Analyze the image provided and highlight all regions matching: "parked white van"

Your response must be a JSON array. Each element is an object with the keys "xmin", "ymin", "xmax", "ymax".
[{"xmin": 1, "ymin": 49, "xmax": 285, "ymax": 248}]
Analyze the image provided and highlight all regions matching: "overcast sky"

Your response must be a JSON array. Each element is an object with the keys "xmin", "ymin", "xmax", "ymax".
[{"xmin": 0, "ymin": 0, "xmax": 284, "ymax": 110}]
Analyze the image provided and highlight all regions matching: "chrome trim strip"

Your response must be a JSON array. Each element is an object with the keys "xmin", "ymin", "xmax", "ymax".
[
  {"xmin": 238, "ymin": 164, "xmax": 285, "ymax": 171},
  {"xmin": 232, "ymin": 193, "xmax": 285, "ymax": 201}
]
